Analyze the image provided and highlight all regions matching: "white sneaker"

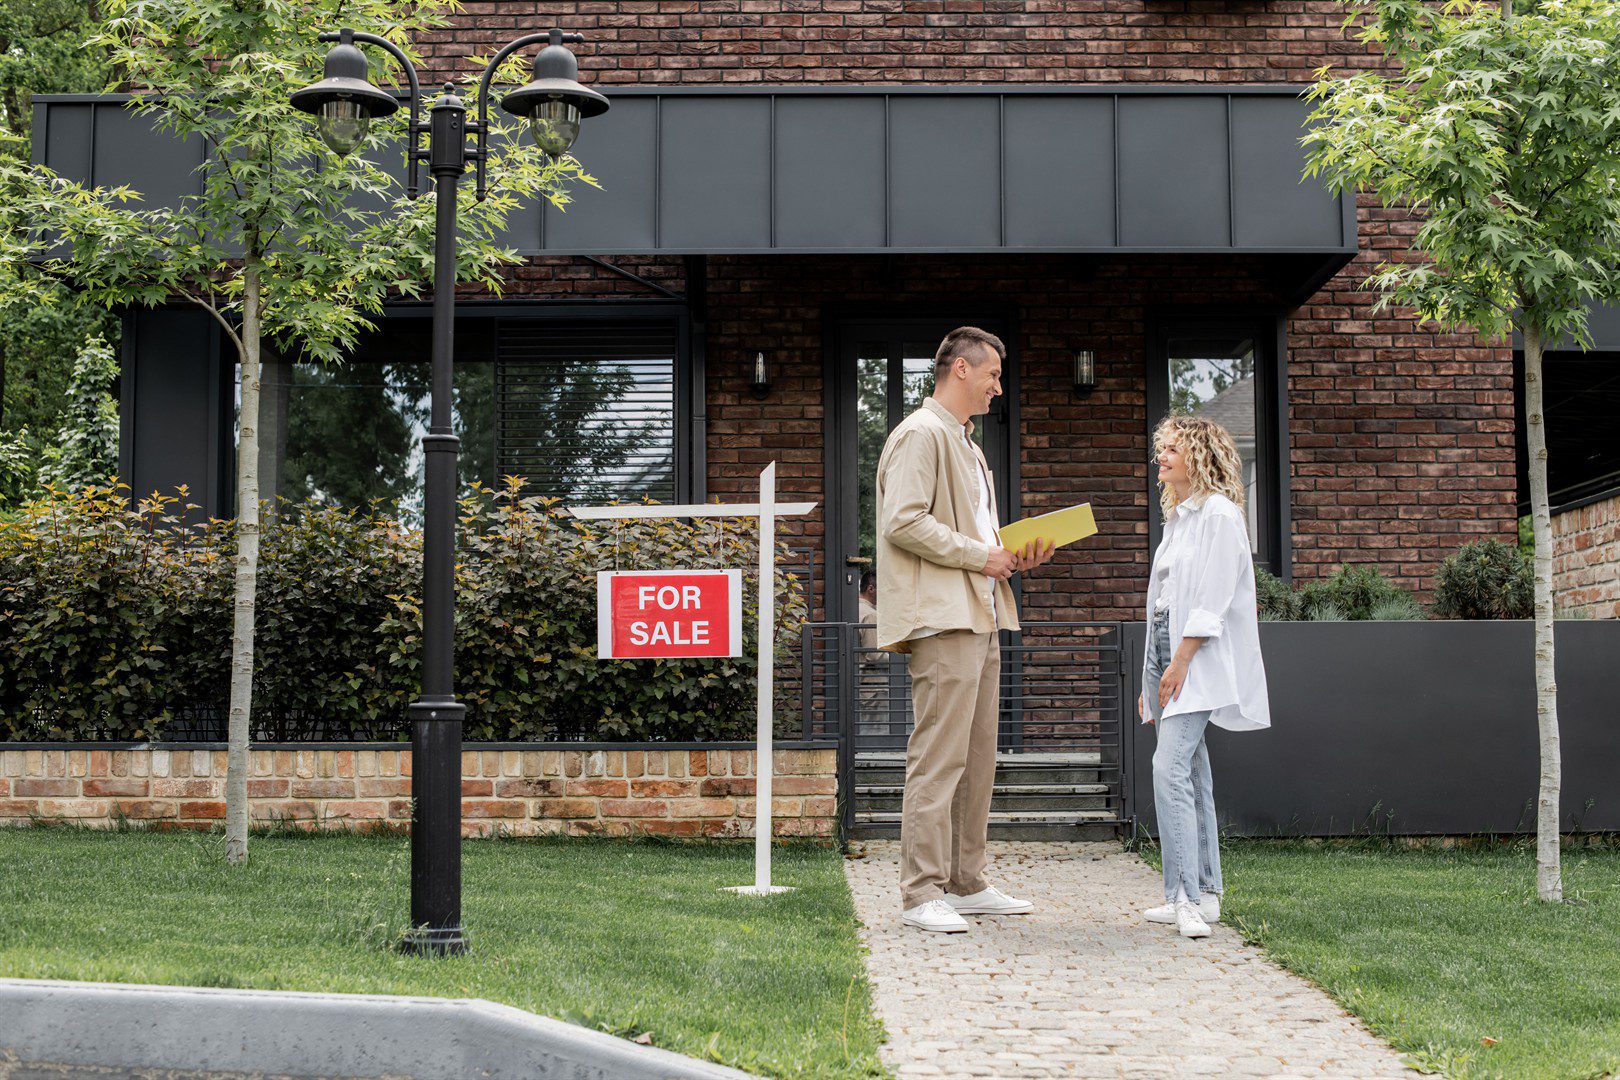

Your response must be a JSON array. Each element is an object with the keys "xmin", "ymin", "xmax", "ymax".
[
  {"xmin": 1145, "ymin": 895, "xmax": 1220, "ymax": 924},
  {"xmin": 902, "ymin": 898, "xmax": 970, "ymax": 933},
  {"xmin": 1176, "ymin": 899, "xmax": 1212, "ymax": 939},
  {"xmin": 946, "ymin": 886, "xmax": 1034, "ymax": 915}
]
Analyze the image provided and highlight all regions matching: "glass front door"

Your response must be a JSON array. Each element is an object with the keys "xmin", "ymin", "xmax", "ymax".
[{"xmin": 829, "ymin": 318, "xmax": 1012, "ymax": 623}]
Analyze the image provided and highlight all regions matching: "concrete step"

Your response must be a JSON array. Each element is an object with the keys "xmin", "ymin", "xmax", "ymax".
[
  {"xmin": 855, "ymin": 783, "xmax": 1115, "ymax": 813},
  {"xmin": 851, "ymin": 811, "xmax": 1122, "ymax": 843},
  {"xmin": 854, "ymin": 753, "xmax": 1112, "ymax": 788}
]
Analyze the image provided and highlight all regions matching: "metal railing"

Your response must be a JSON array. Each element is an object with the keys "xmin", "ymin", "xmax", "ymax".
[{"xmin": 799, "ymin": 622, "xmax": 1132, "ymax": 839}]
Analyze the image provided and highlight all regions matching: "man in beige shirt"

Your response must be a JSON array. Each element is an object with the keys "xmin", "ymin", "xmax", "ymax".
[{"xmin": 875, "ymin": 326, "xmax": 1053, "ymax": 933}]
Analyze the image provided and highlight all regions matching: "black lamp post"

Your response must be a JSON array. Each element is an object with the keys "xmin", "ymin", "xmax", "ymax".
[{"xmin": 292, "ymin": 27, "xmax": 608, "ymax": 956}]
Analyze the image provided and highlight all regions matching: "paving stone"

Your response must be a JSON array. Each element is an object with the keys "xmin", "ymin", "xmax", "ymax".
[{"xmin": 846, "ymin": 840, "xmax": 1415, "ymax": 1080}]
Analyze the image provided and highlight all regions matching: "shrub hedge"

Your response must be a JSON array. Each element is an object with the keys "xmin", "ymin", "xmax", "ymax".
[
  {"xmin": 0, "ymin": 481, "xmax": 806, "ymax": 742},
  {"xmin": 1255, "ymin": 563, "xmax": 1425, "ymax": 621}
]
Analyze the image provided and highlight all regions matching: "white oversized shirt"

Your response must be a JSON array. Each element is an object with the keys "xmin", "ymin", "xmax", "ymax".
[{"xmin": 1143, "ymin": 493, "xmax": 1271, "ymax": 732}]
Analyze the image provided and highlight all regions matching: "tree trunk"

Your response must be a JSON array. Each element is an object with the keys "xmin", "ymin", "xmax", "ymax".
[
  {"xmin": 224, "ymin": 262, "xmax": 262, "ymax": 865},
  {"xmin": 1522, "ymin": 323, "xmax": 1562, "ymax": 902}
]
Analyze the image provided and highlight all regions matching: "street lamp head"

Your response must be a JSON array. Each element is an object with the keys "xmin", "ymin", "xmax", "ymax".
[
  {"xmin": 499, "ymin": 29, "xmax": 609, "ymax": 157},
  {"xmin": 291, "ymin": 29, "xmax": 401, "ymax": 156}
]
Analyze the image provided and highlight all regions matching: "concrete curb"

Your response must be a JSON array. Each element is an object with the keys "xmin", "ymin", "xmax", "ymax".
[{"xmin": 0, "ymin": 978, "xmax": 755, "ymax": 1079}]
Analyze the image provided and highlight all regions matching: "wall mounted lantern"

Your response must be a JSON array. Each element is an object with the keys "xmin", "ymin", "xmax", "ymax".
[
  {"xmin": 1073, "ymin": 349, "xmax": 1097, "ymax": 398},
  {"xmin": 749, "ymin": 351, "xmax": 772, "ymax": 399}
]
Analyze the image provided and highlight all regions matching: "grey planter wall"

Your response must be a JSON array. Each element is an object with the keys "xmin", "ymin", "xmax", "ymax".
[{"xmin": 1125, "ymin": 620, "xmax": 1620, "ymax": 837}]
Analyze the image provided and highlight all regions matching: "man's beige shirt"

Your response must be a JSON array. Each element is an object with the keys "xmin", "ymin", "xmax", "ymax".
[{"xmin": 874, "ymin": 397, "xmax": 1019, "ymax": 650}]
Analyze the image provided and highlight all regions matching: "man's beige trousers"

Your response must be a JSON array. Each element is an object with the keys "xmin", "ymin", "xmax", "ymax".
[{"xmin": 899, "ymin": 629, "xmax": 1001, "ymax": 909}]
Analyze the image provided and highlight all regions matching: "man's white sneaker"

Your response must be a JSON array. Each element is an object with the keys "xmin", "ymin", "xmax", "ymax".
[
  {"xmin": 945, "ymin": 886, "xmax": 1034, "ymax": 915},
  {"xmin": 1176, "ymin": 899, "xmax": 1212, "ymax": 939},
  {"xmin": 902, "ymin": 899, "xmax": 970, "ymax": 933},
  {"xmin": 1145, "ymin": 895, "xmax": 1220, "ymax": 924}
]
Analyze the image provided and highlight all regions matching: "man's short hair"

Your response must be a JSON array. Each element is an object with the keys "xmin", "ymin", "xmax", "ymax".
[
  {"xmin": 860, "ymin": 570, "xmax": 876, "ymax": 594},
  {"xmin": 934, "ymin": 326, "xmax": 1006, "ymax": 380}
]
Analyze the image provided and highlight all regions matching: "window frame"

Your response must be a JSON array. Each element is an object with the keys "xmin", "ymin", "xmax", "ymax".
[
  {"xmin": 256, "ymin": 300, "xmax": 696, "ymax": 511},
  {"xmin": 1145, "ymin": 311, "xmax": 1290, "ymax": 579}
]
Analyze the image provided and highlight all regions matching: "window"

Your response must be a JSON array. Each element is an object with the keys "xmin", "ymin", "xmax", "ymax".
[
  {"xmin": 252, "ymin": 310, "xmax": 688, "ymax": 522},
  {"xmin": 495, "ymin": 319, "xmax": 680, "ymax": 504},
  {"xmin": 1147, "ymin": 316, "xmax": 1287, "ymax": 573},
  {"xmin": 254, "ymin": 320, "xmax": 494, "ymax": 526}
]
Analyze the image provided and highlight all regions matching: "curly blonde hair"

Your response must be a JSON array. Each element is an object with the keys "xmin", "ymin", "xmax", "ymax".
[{"xmin": 1153, "ymin": 414, "xmax": 1247, "ymax": 520}]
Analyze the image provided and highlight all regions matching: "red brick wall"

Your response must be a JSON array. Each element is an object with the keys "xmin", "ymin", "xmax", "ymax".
[
  {"xmin": 0, "ymin": 746, "xmax": 838, "ymax": 839},
  {"xmin": 431, "ymin": 2, "xmax": 1518, "ymax": 613},
  {"xmin": 1553, "ymin": 494, "xmax": 1620, "ymax": 619},
  {"xmin": 422, "ymin": 2, "xmax": 1387, "ymax": 87}
]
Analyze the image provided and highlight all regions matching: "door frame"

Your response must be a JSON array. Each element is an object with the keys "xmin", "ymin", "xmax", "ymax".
[{"xmin": 821, "ymin": 305, "xmax": 1021, "ymax": 623}]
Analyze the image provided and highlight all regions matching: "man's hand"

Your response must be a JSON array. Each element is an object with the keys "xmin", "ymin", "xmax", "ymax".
[
  {"xmin": 981, "ymin": 547, "xmax": 1017, "ymax": 580},
  {"xmin": 1014, "ymin": 539, "xmax": 1057, "ymax": 572}
]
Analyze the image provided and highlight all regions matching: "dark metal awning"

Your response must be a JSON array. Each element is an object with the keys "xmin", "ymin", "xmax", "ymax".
[{"xmin": 33, "ymin": 85, "xmax": 1354, "ymax": 285}]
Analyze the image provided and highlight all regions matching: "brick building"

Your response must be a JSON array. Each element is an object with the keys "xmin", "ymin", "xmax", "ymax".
[{"xmin": 35, "ymin": 1, "xmax": 1532, "ymax": 625}]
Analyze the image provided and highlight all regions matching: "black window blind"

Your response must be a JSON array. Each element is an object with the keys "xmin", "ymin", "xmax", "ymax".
[{"xmin": 494, "ymin": 319, "xmax": 679, "ymax": 504}]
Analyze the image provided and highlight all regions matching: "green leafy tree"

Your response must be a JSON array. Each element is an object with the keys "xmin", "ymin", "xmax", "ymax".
[
  {"xmin": 1169, "ymin": 353, "xmax": 1255, "ymax": 415},
  {"xmin": 36, "ymin": 334, "xmax": 118, "ymax": 490},
  {"xmin": 0, "ymin": 0, "xmax": 595, "ymax": 864},
  {"xmin": 0, "ymin": 1, "xmax": 113, "ymax": 442},
  {"xmin": 1304, "ymin": 0, "xmax": 1620, "ymax": 900}
]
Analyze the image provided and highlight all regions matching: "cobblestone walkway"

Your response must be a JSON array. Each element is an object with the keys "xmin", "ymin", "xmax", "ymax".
[{"xmin": 845, "ymin": 840, "xmax": 1414, "ymax": 1079}]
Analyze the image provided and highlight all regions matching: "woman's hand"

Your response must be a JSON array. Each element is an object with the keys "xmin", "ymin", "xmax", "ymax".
[
  {"xmin": 1138, "ymin": 691, "xmax": 1150, "ymax": 724},
  {"xmin": 1158, "ymin": 658, "xmax": 1189, "ymax": 710}
]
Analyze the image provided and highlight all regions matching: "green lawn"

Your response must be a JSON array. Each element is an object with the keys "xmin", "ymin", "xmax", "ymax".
[
  {"xmin": 1187, "ymin": 840, "xmax": 1620, "ymax": 1079},
  {"xmin": 0, "ymin": 829, "xmax": 887, "ymax": 1079}
]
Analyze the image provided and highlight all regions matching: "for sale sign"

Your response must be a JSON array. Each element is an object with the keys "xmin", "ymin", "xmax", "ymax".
[{"xmin": 596, "ymin": 570, "xmax": 744, "ymax": 660}]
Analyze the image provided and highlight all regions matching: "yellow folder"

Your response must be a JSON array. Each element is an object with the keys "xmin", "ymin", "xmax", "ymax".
[{"xmin": 997, "ymin": 503, "xmax": 1098, "ymax": 554}]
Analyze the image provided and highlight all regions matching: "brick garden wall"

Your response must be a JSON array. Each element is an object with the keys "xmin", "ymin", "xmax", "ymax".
[
  {"xmin": 1553, "ymin": 494, "xmax": 1620, "ymax": 620},
  {"xmin": 0, "ymin": 746, "xmax": 838, "ymax": 839},
  {"xmin": 436, "ymin": 2, "xmax": 1519, "ymax": 609}
]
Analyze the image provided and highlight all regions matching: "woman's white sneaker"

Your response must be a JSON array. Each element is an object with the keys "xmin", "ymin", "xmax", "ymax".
[
  {"xmin": 1175, "ymin": 899, "xmax": 1212, "ymax": 939},
  {"xmin": 1145, "ymin": 895, "xmax": 1219, "ymax": 924},
  {"xmin": 902, "ymin": 898, "xmax": 970, "ymax": 933},
  {"xmin": 945, "ymin": 886, "xmax": 1034, "ymax": 915}
]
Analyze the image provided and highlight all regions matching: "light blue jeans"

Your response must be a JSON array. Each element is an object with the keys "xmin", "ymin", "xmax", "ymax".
[{"xmin": 1146, "ymin": 610, "xmax": 1223, "ymax": 903}]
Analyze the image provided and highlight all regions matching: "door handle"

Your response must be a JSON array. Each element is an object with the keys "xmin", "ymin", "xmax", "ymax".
[{"xmin": 845, "ymin": 556, "xmax": 873, "ymax": 567}]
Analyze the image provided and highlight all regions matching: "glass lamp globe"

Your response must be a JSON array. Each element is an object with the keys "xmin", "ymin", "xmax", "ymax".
[
  {"xmin": 529, "ymin": 97, "xmax": 582, "ymax": 157},
  {"xmin": 318, "ymin": 99, "xmax": 371, "ymax": 156}
]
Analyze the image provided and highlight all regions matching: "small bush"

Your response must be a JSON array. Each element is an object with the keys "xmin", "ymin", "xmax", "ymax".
[
  {"xmin": 1255, "ymin": 566, "xmax": 1297, "ymax": 621},
  {"xmin": 0, "ymin": 481, "xmax": 807, "ymax": 742},
  {"xmin": 1255, "ymin": 562, "xmax": 1425, "ymax": 621},
  {"xmin": 1432, "ymin": 539, "xmax": 1533, "ymax": 620}
]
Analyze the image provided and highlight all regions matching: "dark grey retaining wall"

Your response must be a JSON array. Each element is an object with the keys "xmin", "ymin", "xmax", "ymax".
[{"xmin": 1125, "ymin": 620, "xmax": 1620, "ymax": 837}]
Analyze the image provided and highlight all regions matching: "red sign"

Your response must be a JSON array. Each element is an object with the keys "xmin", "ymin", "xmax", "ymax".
[{"xmin": 597, "ymin": 570, "xmax": 743, "ymax": 660}]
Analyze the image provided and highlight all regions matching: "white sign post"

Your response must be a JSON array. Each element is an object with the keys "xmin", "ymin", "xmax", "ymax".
[{"xmin": 569, "ymin": 463, "xmax": 817, "ymax": 896}]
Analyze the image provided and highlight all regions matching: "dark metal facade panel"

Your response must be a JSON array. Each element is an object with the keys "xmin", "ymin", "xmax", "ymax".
[
  {"xmin": 34, "ymin": 88, "xmax": 1355, "ymax": 258},
  {"xmin": 656, "ymin": 96, "xmax": 772, "ymax": 250},
  {"xmin": 887, "ymin": 95, "xmax": 1002, "ymax": 249},
  {"xmin": 1116, "ymin": 95, "xmax": 1231, "ymax": 249},
  {"xmin": 1230, "ymin": 95, "xmax": 1345, "ymax": 250},
  {"xmin": 773, "ymin": 96, "xmax": 887, "ymax": 250},
  {"xmin": 126, "ymin": 308, "xmax": 226, "ymax": 518},
  {"xmin": 541, "ymin": 96, "xmax": 658, "ymax": 252},
  {"xmin": 94, "ymin": 106, "xmax": 207, "ymax": 204},
  {"xmin": 1002, "ymin": 96, "xmax": 1116, "ymax": 249},
  {"xmin": 1126, "ymin": 620, "xmax": 1620, "ymax": 836},
  {"xmin": 40, "ymin": 101, "xmax": 95, "ymax": 180}
]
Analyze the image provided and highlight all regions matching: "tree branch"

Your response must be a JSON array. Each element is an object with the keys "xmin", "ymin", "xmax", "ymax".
[{"xmin": 181, "ymin": 290, "xmax": 245, "ymax": 361}]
